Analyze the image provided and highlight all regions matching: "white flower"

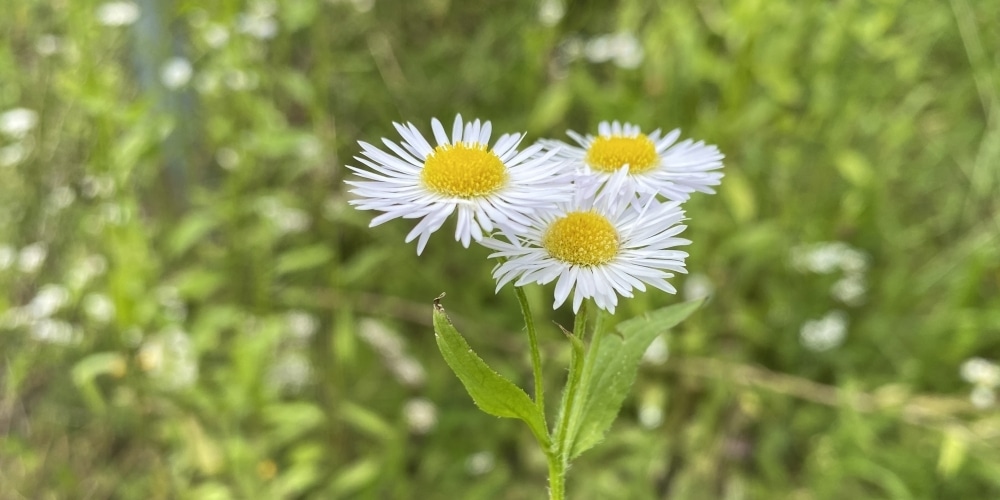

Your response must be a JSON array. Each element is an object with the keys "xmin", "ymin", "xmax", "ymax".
[
  {"xmin": 30, "ymin": 319, "xmax": 79, "ymax": 345},
  {"xmin": 18, "ymin": 243, "xmax": 47, "ymax": 273},
  {"xmin": 538, "ymin": 0, "xmax": 564, "ymax": 27},
  {"xmin": 970, "ymin": 385, "xmax": 996, "ymax": 409},
  {"xmin": 96, "ymin": 1, "xmax": 140, "ymax": 27},
  {"xmin": 799, "ymin": 310, "xmax": 848, "ymax": 352},
  {"xmin": 482, "ymin": 168, "xmax": 689, "ymax": 313},
  {"xmin": 0, "ymin": 108, "xmax": 38, "ymax": 138},
  {"xmin": 26, "ymin": 285, "xmax": 70, "ymax": 319},
  {"xmin": 403, "ymin": 398, "xmax": 437, "ymax": 435},
  {"xmin": 160, "ymin": 57, "xmax": 193, "ymax": 89},
  {"xmin": 960, "ymin": 357, "xmax": 1000, "ymax": 388},
  {"xmin": 541, "ymin": 121, "xmax": 724, "ymax": 202},
  {"xmin": 83, "ymin": 293, "xmax": 116, "ymax": 323},
  {"xmin": 346, "ymin": 114, "xmax": 572, "ymax": 254}
]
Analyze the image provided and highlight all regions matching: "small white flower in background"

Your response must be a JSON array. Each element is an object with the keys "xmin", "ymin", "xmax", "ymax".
[
  {"xmin": 138, "ymin": 328, "xmax": 198, "ymax": 389},
  {"xmin": 960, "ymin": 358, "xmax": 1000, "ymax": 388},
  {"xmin": 346, "ymin": 114, "xmax": 572, "ymax": 254},
  {"xmin": 638, "ymin": 404, "xmax": 663, "ymax": 429},
  {"xmin": 160, "ymin": 57, "xmax": 193, "ymax": 90},
  {"xmin": 0, "ymin": 244, "xmax": 15, "ymax": 270},
  {"xmin": 83, "ymin": 293, "xmax": 116, "ymax": 323},
  {"xmin": 791, "ymin": 241, "xmax": 868, "ymax": 275},
  {"xmin": 224, "ymin": 69, "xmax": 258, "ymax": 91},
  {"xmin": 67, "ymin": 254, "xmax": 108, "ymax": 289},
  {"xmin": 641, "ymin": 335, "xmax": 669, "ymax": 366},
  {"xmin": 541, "ymin": 120, "xmax": 724, "ymax": 202},
  {"xmin": 683, "ymin": 272, "xmax": 715, "ymax": 302},
  {"xmin": 0, "ymin": 144, "xmax": 28, "ymax": 167},
  {"xmin": 18, "ymin": 243, "xmax": 48, "ymax": 273},
  {"xmin": 538, "ymin": 0, "xmax": 564, "ymax": 27},
  {"xmin": 236, "ymin": 2, "xmax": 279, "ymax": 40},
  {"xmin": 584, "ymin": 33, "xmax": 644, "ymax": 69},
  {"xmin": 357, "ymin": 318, "xmax": 426, "ymax": 387},
  {"xmin": 216, "ymin": 147, "xmax": 240, "ymax": 170},
  {"xmin": 0, "ymin": 108, "xmax": 39, "ymax": 139},
  {"xmin": 970, "ymin": 385, "xmax": 996, "ymax": 409},
  {"xmin": 267, "ymin": 351, "xmax": 312, "ymax": 394},
  {"xmin": 350, "ymin": 0, "xmax": 375, "ymax": 13},
  {"xmin": 30, "ymin": 319, "xmax": 80, "ymax": 345},
  {"xmin": 26, "ymin": 285, "xmax": 70, "ymax": 319},
  {"xmin": 391, "ymin": 356, "xmax": 427, "ymax": 388},
  {"xmin": 831, "ymin": 273, "xmax": 867, "ymax": 306},
  {"xmin": 799, "ymin": 310, "xmax": 848, "ymax": 352},
  {"xmin": 483, "ymin": 168, "xmax": 689, "ymax": 314},
  {"xmin": 285, "ymin": 310, "xmax": 319, "ymax": 341},
  {"xmin": 36, "ymin": 35, "xmax": 61, "ymax": 56},
  {"xmin": 465, "ymin": 451, "xmax": 496, "ymax": 476},
  {"xmin": 203, "ymin": 24, "xmax": 230, "ymax": 48},
  {"xmin": 47, "ymin": 186, "xmax": 76, "ymax": 211},
  {"xmin": 96, "ymin": 1, "xmax": 141, "ymax": 27},
  {"xmin": 297, "ymin": 136, "xmax": 322, "ymax": 161},
  {"xmin": 258, "ymin": 197, "xmax": 311, "ymax": 234},
  {"xmin": 403, "ymin": 398, "xmax": 437, "ymax": 435}
]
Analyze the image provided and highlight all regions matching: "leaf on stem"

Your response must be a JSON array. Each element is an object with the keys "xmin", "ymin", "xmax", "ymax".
[
  {"xmin": 432, "ymin": 297, "xmax": 549, "ymax": 446},
  {"xmin": 568, "ymin": 299, "xmax": 703, "ymax": 459}
]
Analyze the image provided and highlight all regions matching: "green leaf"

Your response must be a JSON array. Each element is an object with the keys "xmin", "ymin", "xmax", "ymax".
[
  {"xmin": 568, "ymin": 299, "xmax": 703, "ymax": 459},
  {"xmin": 432, "ymin": 298, "xmax": 549, "ymax": 446},
  {"xmin": 275, "ymin": 245, "xmax": 332, "ymax": 275}
]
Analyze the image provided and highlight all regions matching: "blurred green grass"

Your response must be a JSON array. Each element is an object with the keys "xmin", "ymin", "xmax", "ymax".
[{"xmin": 1, "ymin": 0, "xmax": 999, "ymax": 498}]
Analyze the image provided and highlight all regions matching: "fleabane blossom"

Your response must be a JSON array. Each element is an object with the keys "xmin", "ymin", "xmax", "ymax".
[
  {"xmin": 346, "ymin": 114, "xmax": 571, "ymax": 254},
  {"xmin": 481, "ymin": 168, "xmax": 689, "ymax": 313},
  {"xmin": 541, "ymin": 120, "xmax": 724, "ymax": 201}
]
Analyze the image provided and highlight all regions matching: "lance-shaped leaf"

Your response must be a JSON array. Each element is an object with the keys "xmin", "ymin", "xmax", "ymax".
[
  {"xmin": 432, "ymin": 298, "xmax": 549, "ymax": 446},
  {"xmin": 568, "ymin": 299, "xmax": 703, "ymax": 459}
]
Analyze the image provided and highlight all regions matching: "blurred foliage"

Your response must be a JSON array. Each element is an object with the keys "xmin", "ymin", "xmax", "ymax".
[{"xmin": 1, "ymin": 0, "xmax": 999, "ymax": 498}]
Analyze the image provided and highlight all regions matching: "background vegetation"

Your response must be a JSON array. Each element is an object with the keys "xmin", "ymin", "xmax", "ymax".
[{"xmin": 2, "ymin": 0, "xmax": 999, "ymax": 498}]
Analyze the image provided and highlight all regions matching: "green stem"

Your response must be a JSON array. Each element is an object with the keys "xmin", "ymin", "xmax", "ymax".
[
  {"xmin": 514, "ymin": 286, "xmax": 545, "ymax": 415},
  {"xmin": 549, "ymin": 301, "xmax": 590, "ymax": 500}
]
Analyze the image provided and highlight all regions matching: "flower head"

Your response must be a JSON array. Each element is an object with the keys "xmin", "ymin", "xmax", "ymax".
[
  {"xmin": 542, "ymin": 120, "xmax": 724, "ymax": 201},
  {"xmin": 346, "ymin": 114, "xmax": 571, "ymax": 254},
  {"xmin": 481, "ymin": 168, "xmax": 689, "ymax": 313}
]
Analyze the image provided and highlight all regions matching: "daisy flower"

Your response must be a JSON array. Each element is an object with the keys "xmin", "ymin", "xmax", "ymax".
[
  {"xmin": 346, "ymin": 114, "xmax": 571, "ymax": 254},
  {"xmin": 541, "ymin": 120, "xmax": 724, "ymax": 201},
  {"xmin": 481, "ymin": 168, "xmax": 689, "ymax": 313}
]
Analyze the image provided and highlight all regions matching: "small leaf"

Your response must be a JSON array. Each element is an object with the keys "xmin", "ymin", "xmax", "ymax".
[
  {"xmin": 937, "ymin": 427, "xmax": 968, "ymax": 478},
  {"xmin": 275, "ymin": 245, "xmax": 332, "ymax": 275},
  {"xmin": 568, "ymin": 299, "xmax": 702, "ymax": 458},
  {"xmin": 432, "ymin": 298, "xmax": 549, "ymax": 446}
]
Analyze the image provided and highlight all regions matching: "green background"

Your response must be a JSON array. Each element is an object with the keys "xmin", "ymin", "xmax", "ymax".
[{"xmin": 1, "ymin": 0, "xmax": 998, "ymax": 498}]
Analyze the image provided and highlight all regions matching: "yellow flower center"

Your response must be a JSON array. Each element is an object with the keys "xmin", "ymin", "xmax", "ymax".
[
  {"xmin": 420, "ymin": 143, "xmax": 508, "ymax": 198},
  {"xmin": 585, "ymin": 134, "xmax": 659, "ymax": 173},
  {"xmin": 542, "ymin": 211, "xmax": 620, "ymax": 266}
]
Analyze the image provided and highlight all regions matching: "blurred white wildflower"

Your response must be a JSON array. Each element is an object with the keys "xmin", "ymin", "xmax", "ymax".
[
  {"xmin": 285, "ymin": 310, "xmax": 319, "ymax": 341},
  {"xmin": 67, "ymin": 254, "xmax": 108, "ymax": 289},
  {"xmin": 465, "ymin": 451, "xmax": 495, "ymax": 476},
  {"xmin": 960, "ymin": 357, "xmax": 1000, "ymax": 388},
  {"xmin": 18, "ymin": 243, "xmax": 48, "ymax": 273},
  {"xmin": 35, "ymin": 35, "xmax": 61, "ymax": 56},
  {"xmin": 799, "ymin": 310, "xmax": 848, "ymax": 352},
  {"xmin": 970, "ymin": 385, "xmax": 996, "ymax": 409},
  {"xmin": 297, "ymin": 136, "xmax": 322, "ymax": 162},
  {"xmin": 26, "ymin": 284, "xmax": 70, "ymax": 319},
  {"xmin": 30, "ymin": 319, "xmax": 80, "ymax": 345},
  {"xmin": 138, "ymin": 328, "xmax": 198, "ymax": 389},
  {"xmin": 267, "ymin": 351, "xmax": 312, "ymax": 394},
  {"xmin": 322, "ymin": 196, "xmax": 349, "ymax": 220},
  {"xmin": 237, "ymin": 2, "xmax": 278, "ymax": 40},
  {"xmin": 584, "ymin": 33, "xmax": 644, "ymax": 69},
  {"xmin": 258, "ymin": 198, "xmax": 310, "ymax": 234},
  {"xmin": 216, "ymin": 147, "xmax": 240, "ymax": 170},
  {"xmin": 0, "ymin": 108, "xmax": 39, "ymax": 139},
  {"xmin": 81, "ymin": 174, "xmax": 116, "ymax": 198},
  {"xmin": 791, "ymin": 241, "xmax": 868, "ymax": 275},
  {"xmin": 224, "ymin": 69, "xmax": 259, "ymax": 91},
  {"xmin": 99, "ymin": 203, "xmax": 131, "ymax": 226},
  {"xmin": 156, "ymin": 286, "xmax": 188, "ymax": 322},
  {"xmin": 0, "ymin": 143, "xmax": 28, "ymax": 167},
  {"xmin": 403, "ymin": 398, "xmax": 437, "ymax": 435},
  {"xmin": 641, "ymin": 335, "xmax": 669, "ymax": 365},
  {"xmin": 357, "ymin": 318, "xmax": 426, "ymax": 388},
  {"xmin": 83, "ymin": 293, "xmax": 116, "ymax": 323},
  {"xmin": 538, "ymin": 0, "xmax": 564, "ymax": 26},
  {"xmin": 0, "ymin": 244, "xmax": 15, "ymax": 270},
  {"xmin": 638, "ymin": 404, "xmax": 663, "ymax": 429},
  {"xmin": 683, "ymin": 272, "xmax": 715, "ymax": 302},
  {"xmin": 96, "ymin": 1, "xmax": 141, "ymax": 27},
  {"xmin": 160, "ymin": 57, "xmax": 193, "ymax": 89},
  {"xmin": 48, "ymin": 185, "xmax": 76, "ymax": 211},
  {"xmin": 203, "ymin": 24, "xmax": 230, "ymax": 48},
  {"xmin": 349, "ymin": 0, "xmax": 375, "ymax": 13},
  {"xmin": 832, "ymin": 273, "xmax": 867, "ymax": 306}
]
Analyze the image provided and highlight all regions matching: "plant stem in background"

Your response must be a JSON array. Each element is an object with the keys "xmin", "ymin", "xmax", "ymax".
[{"xmin": 514, "ymin": 287, "xmax": 546, "ymax": 415}]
